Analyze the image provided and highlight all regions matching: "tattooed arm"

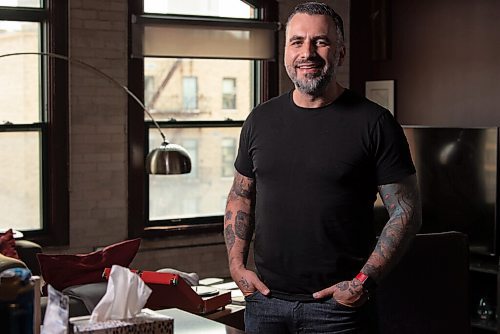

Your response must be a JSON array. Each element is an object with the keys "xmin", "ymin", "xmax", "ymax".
[
  {"xmin": 361, "ymin": 173, "xmax": 422, "ymax": 282},
  {"xmin": 224, "ymin": 171, "xmax": 270, "ymax": 296},
  {"xmin": 313, "ymin": 174, "xmax": 422, "ymax": 306}
]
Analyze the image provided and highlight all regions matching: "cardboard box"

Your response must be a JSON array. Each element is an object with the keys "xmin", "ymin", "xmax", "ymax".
[{"xmin": 70, "ymin": 309, "xmax": 173, "ymax": 334}]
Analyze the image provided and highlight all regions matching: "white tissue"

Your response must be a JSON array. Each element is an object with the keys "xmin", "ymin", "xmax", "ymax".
[
  {"xmin": 41, "ymin": 285, "xmax": 69, "ymax": 334},
  {"xmin": 156, "ymin": 268, "xmax": 199, "ymax": 286},
  {"xmin": 89, "ymin": 265, "xmax": 152, "ymax": 323}
]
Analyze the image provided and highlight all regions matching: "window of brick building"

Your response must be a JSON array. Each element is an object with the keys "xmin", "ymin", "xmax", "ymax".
[
  {"xmin": 182, "ymin": 76, "xmax": 198, "ymax": 111},
  {"xmin": 222, "ymin": 78, "xmax": 237, "ymax": 110}
]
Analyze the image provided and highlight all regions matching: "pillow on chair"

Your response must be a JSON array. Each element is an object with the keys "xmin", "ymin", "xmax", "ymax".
[
  {"xmin": 0, "ymin": 253, "xmax": 26, "ymax": 273},
  {"xmin": 37, "ymin": 238, "xmax": 141, "ymax": 292},
  {"xmin": 0, "ymin": 229, "xmax": 20, "ymax": 259}
]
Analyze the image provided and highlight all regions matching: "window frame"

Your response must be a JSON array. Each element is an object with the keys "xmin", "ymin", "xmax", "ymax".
[
  {"xmin": 0, "ymin": 0, "xmax": 69, "ymax": 246},
  {"xmin": 127, "ymin": 0, "xmax": 278, "ymax": 238}
]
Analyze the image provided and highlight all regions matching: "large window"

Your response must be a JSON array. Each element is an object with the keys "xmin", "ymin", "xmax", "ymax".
[
  {"xmin": 0, "ymin": 1, "xmax": 68, "ymax": 244},
  {"xmin": 143, "ymin": 57, "xmax": 253, "ymax": 222},
  {"xmin": 0, "ymin": 19, "xmax": 41, "ymax": 230},
  {"xmin": 128, "ymin": 0, "xmax": 278, "ymax": 235}
]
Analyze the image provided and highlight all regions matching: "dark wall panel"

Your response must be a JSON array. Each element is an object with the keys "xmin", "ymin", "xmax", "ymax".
[{"xmin": 351, "ymin": 0, "xmax": 500, "ymax": 126}]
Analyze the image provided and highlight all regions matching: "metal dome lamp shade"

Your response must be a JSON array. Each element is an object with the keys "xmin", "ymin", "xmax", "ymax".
[
  {"xmin": 146, "ymin": 141, "xmax": 191, "ymax": 175},
  {"xmin": 0, "ymin": 52, "xmax": 191, "ymax": 175}
]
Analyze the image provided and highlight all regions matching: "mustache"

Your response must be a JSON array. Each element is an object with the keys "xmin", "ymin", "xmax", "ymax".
[{"xmin": 294, "ymin": 56, "xmax": 325, "ymax": 67}]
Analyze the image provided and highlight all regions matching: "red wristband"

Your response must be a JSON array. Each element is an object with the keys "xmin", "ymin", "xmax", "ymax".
[
  {"xmin": 355, "ymin": 272, "xmax": 369, "ymax": 283},
  {"xmin": 355, "ymin": 272, "xmax": 377, "ymax": 293}
]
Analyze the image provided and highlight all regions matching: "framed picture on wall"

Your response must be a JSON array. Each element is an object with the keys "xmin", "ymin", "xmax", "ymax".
[{"xmin": 365, "ymin": 80, "xmax": 394, "ymax": 115}]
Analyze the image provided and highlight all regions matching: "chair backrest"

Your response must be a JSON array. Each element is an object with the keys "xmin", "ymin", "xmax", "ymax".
[
  {"xmin": 376, "ymin": 231, "xmax": 470, "ymax": 334},
  {"xmin": 15, "ymin": 239, "xmax": 42, "ymax": 276}
]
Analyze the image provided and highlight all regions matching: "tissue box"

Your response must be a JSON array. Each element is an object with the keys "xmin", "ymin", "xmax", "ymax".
[{"xmin": 69, "ymin": 309, "xmax": 173, "ymax": 334}]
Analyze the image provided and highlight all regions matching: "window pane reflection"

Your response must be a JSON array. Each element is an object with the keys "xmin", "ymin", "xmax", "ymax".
[
  {"xmin": 0, "ymin": 21, "xmax": 41, "ymax": 123},
  {"xmin": 145, "ymin": 58, "xmax": 253, "ymax": 121},
  {"xmin": 0, "ymin": 0, "xmax": 41, "ymax": 8},
  {"xmin": 148, "ymin": 127, "xmax": 240, "ymax": 220},
  {"xmin": 144, "ymin": 0, "xmax": 255, "ymax": 19},
  {"xmin": 0, "ymin": 131, "xmax": 42, "ymax": 230}
]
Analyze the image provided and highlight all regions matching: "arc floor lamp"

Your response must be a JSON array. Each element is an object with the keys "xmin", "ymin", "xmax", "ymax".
[{"xmin": 0, "ymin": 51, "xmax": 191, "ymax": 175}]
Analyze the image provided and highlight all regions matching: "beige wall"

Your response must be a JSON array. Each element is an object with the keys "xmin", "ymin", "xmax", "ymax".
[{"xmin": 43, "ymin": 0, "xmax": 350, "ymax": 279}]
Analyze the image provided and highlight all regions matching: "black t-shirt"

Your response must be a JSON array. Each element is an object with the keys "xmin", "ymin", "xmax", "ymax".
[{"xmin": 235, "ymin": 89, "xmax": 415, "ymax": 299}]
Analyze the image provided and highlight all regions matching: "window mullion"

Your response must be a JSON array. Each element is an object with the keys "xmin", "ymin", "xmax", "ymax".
[
  {"xmin": 148, "ymin": 120, "xmax": 245, "ymax": 129},
  {"xmin": 0, "ymin": 7, "xmax": 48, "ymax": 21}
]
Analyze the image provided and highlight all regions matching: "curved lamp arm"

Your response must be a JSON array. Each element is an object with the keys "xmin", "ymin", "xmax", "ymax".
[{"xmin": 0, "ymin": 51, "xmax": 191, "ymax": 174}]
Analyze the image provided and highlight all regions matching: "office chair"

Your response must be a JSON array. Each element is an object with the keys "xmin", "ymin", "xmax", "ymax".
[{"xmin": 376, "ymin": 231, "xmax": 469, "ymax": 334}]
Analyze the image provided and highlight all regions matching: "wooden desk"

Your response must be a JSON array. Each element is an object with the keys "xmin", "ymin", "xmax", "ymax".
[
  {"xmin": 156, "ymin": 308, "xmax": 245, "ymax": 333},
  {"xmin": 204, "ymin": 304, "xmax": 245, "ymax": 330}
]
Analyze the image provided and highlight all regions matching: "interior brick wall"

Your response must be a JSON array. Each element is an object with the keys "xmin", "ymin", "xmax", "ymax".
[
  {"xmin": 43, "ymin": 0, "xmax": 129, "ymax": 256},
  {"xmin": 69, "ymin": 0, "xmax": 128, "ymax": 249}
]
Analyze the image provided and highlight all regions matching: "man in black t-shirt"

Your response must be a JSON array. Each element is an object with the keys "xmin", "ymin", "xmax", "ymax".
[{"xmin": 224, "ymin": 2, "xmax": 422, "ymax": 333}]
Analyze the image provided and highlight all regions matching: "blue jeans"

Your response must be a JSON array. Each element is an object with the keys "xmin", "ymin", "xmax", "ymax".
[{"xmin": 244, "ymin": 291, "xmax": 378, "ymax": 334}]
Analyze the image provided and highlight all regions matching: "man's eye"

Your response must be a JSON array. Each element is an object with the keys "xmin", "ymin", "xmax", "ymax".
[
  {"xmin": 316, "ymin": 40, "xmax": 329, "ymax": 46},
  {"xmin": 290, "ymin": 41, "xmax": 302, "ymax": 46}
]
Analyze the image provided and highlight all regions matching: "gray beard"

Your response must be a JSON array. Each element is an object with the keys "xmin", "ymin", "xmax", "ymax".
[
  {"xmin": 291, "ymin": 69, "xmax": 333, "ymax": 96},
  {"xmin": 286, "ymin": 51, "xmax": 341, "ymax": 96}
]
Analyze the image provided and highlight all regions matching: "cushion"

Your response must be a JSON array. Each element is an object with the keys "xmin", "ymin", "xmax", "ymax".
[
  {"xmin": 0, "ymin": 253, "xmax": 26, "ymax": 273},
  {"xmin": 63, "ymin": 282, "xmax": 108, "ymax": 314},
  {"xmin": 0, "ymin": 229, "xmax": 20, "ymax": 259},
  {"xmin": 37, "ymin": 238, "xmax": 141, "ymax": 292}
]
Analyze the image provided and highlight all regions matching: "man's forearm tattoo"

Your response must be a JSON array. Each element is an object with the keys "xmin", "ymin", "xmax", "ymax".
[
  {"xmin": 231, "ymin": 174, "xmax": 254, "ymax": 199},
  {"xmin": 224, "ymin": 224, "xmax": 235, "ymax": 252},
  {"xmin": 364, "ymin": 175, "xmax": 421, "ymax": 281},
  {"xmin": 224, "ymin": 173, "xmax": 256, "ymax": 257},
  {"xmin": 235, "ymin": 210, "xmax": 254, "ymax": 240}
]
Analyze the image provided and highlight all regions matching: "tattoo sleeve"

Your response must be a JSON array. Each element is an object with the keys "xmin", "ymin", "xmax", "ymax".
[
  {"xmin": 361, "ymin": 173, "xmax": 422, "ymax": 282},
  {"xmin": 224, "ymin": 171, "xmax": 256, "ymax": 271}
]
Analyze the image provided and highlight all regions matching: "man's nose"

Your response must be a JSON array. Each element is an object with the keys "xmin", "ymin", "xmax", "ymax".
[{"xmin": 301, "ymin": 41, "xmax": 317, "ymax": 58}]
